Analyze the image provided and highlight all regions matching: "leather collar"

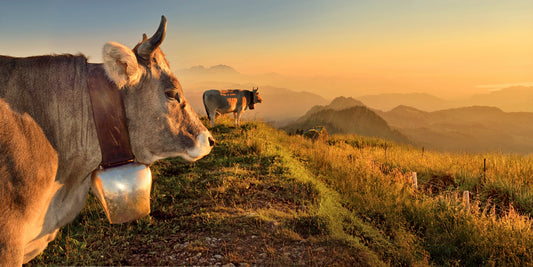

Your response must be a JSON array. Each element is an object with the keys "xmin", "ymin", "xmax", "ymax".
[{"xmin": 88, "ymin": 65, "xmax": 135, "ymax": 168}]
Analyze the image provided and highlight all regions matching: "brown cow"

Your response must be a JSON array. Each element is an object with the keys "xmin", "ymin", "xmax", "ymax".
[
  {"xmin": 0, "ymin": 99, "xmax": 59, "ymax": 266},
  {"xmin": 0, "ymin": 16, "xmax": 214, "ymax": 265},
  {"xmin": 203, "ymin": 88, "xmax": 263, "ymax": 127}
]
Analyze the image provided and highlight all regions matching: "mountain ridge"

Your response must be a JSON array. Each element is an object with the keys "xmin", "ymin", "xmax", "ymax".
[
  {"xmin": 358, "ymin": 86, "xmax": 533, "ymax": 112},
  {"xmin": 380, "ymin": 104, "xmax": 533, "ymax": 153},
  {"xmin": 303, "ymin": 96, "xmax": 365, "ymax": 116},
  {"xmin": 283, "ymin": 97, "xmax": 410, "ymax": 144}
]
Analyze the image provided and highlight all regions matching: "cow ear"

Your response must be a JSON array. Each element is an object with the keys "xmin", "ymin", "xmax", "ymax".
[{"xmin": 102, "ymin": 42, "xmax": 142, "ymax": 89}]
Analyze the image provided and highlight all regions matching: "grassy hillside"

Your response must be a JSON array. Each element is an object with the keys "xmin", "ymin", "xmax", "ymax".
[{"xmin": 28, "ymin": 117, "xmax": 533, "ymax": 266}]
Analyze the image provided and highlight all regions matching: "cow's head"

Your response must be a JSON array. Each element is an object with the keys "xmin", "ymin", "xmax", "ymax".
[
  {"xmin": 253, "ymin": 87, "xmax": 263, "ymax": 104},
  {"xmin": 101, "ymin": 16, "xmax": 214, "ymax": 164}
]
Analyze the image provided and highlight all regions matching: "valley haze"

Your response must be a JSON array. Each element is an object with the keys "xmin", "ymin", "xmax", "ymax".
[{"xmin": 179, "ymin": 65, "xmax": 533, "ymax": 154}]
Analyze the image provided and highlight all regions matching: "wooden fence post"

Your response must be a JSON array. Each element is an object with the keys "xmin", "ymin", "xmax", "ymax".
[
  {"xmin": 483, "ymin": 158, "xmax": 487, "ymax": 182},
  {"xmin": 411, "ymin": 172, "xmax": 418, "ymax": 189},
  {"xmin": 463, "ymin": 191, "xmax": 470, "ymax": 211}
]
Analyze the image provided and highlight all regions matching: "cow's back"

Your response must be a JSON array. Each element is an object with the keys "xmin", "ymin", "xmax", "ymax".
[
  {"xmin": 203, "ymin": 90, "xmax": 228, "ymax": 111},
  {"xmin": 0, "ymin": 55, "xmax": 94, "ymax": 154},
  {"xmin": 203, "ymin": 89, "xmax": 246, "ymax": 114},
  {"xmin": 0, "ymin": 99, "xmax": 58, "ymax": 265}
]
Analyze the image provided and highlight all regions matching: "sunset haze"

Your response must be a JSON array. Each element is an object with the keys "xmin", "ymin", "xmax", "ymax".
[{"xmin": 1, "ymin": 0, "xmax": 532, "ymax": 98}]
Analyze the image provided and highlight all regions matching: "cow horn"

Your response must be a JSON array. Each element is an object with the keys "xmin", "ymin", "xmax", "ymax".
[{"xmin": 137, "ymin": 16, "xmax": 167, "ymax": 59}]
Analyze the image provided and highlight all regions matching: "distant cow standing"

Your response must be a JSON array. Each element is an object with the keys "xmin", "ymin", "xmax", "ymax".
[{"xmin": 203, "ymin": 88, "xmax": 263, "ymax": 127}]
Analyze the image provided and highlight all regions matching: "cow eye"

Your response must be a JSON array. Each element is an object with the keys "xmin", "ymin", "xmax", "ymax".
[{"xmin": 165, "ymin": 90, "xmax": 181, "ymax": 103}]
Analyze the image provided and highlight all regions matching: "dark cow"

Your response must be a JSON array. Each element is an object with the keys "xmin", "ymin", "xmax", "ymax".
[
  {"xmin": 203, "ymin": 88, "xmax": 263, "ymax": 127},
  {"xmin": 0, "ymin": 16, "xmax": 214, "ymax": 265}
]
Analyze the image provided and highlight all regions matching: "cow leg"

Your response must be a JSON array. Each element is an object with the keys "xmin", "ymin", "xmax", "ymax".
[
  {"xmin": 206, "ymin": 109, "xmax": 216, "ymax": 127},
  {"xmin": 237, "ymin": 111, "xmax": 243, "ymax": 126},
  {"xmin": 210, "ymin": 111, "xmax": 216, "ymax": 127},
  {"xmin": 234, "ymin": 111, "xmax": 240, "ymax": 126}
]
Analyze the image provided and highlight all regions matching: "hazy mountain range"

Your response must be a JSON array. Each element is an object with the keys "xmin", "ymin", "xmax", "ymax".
[
  {"xmin": 358, "ymin": 93, "xmax": 451, "ymax": 112},
  {"xmin": 176, "ymin": 64, "xmax": 377, "ymax": 99},
  {"xmin": 177, "ymin": 64, "xmax": 533, "ymax": 153},
  {"xmin": 177, "ymin": 64, "xmax": 533, "ymax": 113},
  {"xmin": 285, "ymin": 97, "xmax": 533, "ymax": 154},
  {"xmin": 358, "ymin": 86, "xmax": 533, "ymax": 112},
  {"xmin": 378, "ymin": 106, "xmax": 533, "ymax": 153}
]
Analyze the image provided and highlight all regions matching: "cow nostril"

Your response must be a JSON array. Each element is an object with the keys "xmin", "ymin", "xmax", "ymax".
[{"xmin": 208, "ymin": 137, "xmax": 215, "ymax": 147}]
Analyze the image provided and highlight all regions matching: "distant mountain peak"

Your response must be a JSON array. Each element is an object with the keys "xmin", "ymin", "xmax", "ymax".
[
  {"xmin": 305, "ymin": 96, "xmax": 365, "ymax": 116},
  {"xmin": 209, "ymin": 64, "xmax": 237, "ymax": 73},
  {"xmin": 189, "ymin": 65, "xmax": 207, "ymax": 71},
  {"xmin": 389, "ymin": 105, "xmax": 425, "ymax": 114},
  {"xmin": 329, "ymin": 96, "xmax": 365, "ymax": 108}
]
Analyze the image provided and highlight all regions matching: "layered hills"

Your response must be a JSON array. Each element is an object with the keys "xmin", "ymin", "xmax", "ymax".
[
  {"xmin": 283, "ymin": 97, "xmax": 410, "ymax": 144},
  {"xmin": 378, "ymin": 105, "xmax": 533, "ymax": 153},
  {"xmin": 283, "ymin": 96, "xmax": 533, "ymax": 154}
]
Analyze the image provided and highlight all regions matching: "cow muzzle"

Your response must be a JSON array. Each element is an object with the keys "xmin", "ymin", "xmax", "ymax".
[
  {"xmin": 185, "ymin": 131, "xmax": 215, "ymax": 161},
  {"xmin": 91, "ymin": 162, "xmax": 152, "ymax": 224}
]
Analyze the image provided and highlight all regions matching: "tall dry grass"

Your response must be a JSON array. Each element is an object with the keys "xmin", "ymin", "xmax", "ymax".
[{"xmin": 273, "ymin": 130, "xmax": 533, "ymax": 265}]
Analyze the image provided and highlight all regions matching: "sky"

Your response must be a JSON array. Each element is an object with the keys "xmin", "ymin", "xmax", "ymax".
[{"xmin": 1, "ymin": 0, "xmax": 532, "ymax": 98}]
